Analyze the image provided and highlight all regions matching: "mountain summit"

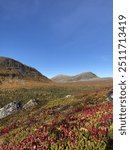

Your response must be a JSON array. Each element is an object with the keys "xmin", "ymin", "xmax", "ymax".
[
  {"xmin": 51, "ymin": 72, "xmax": 99, "ymax": 83},
  {"xmin": 0, "ymin": 57, "xmax": 50, "ymax": 82}
]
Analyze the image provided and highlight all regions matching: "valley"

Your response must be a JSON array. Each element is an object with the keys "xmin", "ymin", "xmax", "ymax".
[{"xmin": 0, "ymin": 57, "xmax": 113, "ymax": 150}]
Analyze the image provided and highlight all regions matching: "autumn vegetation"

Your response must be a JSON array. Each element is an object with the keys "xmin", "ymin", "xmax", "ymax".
[{"xmin": 0, "ymin": 79, "xmax": 113, "ymax": 150}]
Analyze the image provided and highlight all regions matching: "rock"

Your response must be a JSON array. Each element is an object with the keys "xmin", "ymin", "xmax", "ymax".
[
  {"xmin": 0, "ymin": 101, "xmax": 22, "ymax": 119},
  {"xmin": 106, "ymin": 90, "xmax": 113, "ymax": 102},
  {"xmin": 23, "ymin": 99, "xmax": 38, "ymax": 110},
  {"xmin": 65, "ymin": 95, "xmax": 71, "ymax": 98},
  {"xmin": 0, "ymin": 99, "xmax": 38, "ymax": 119}
]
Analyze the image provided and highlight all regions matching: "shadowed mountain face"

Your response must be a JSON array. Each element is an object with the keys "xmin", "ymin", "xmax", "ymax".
[
  {"xmin": 51, "ymin": 72, "xmax": 99, "ymax": 83},
  {"xmin": 0, "ymin": 57, "xmax": 51, "ymax": 82}
]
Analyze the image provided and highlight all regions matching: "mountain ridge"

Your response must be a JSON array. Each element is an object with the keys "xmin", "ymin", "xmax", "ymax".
[
  {"xmin": 51, "ymin": 72, "xmax": 99, "ymax": 83},
  {"xmin": 0, "ymin": 57, "xmax": 51, "ymax": 83}
]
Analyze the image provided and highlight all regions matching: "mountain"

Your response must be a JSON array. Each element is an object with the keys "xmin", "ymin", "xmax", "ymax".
[
  {"xmin": 0, "ymin": 57, "xmax": 51, "ymax": 82},
  {"xmin": 51, "ymin": 72, "xmax": 99, "ymax": 83}
]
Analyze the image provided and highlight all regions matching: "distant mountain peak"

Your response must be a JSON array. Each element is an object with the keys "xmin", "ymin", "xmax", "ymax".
[
  {"xmin": 0, "ymin": 57, "xmax": 51, "ymax": 82},
  {"xmin": 51, "ymin": 72, "xmax": 99, "ymax": 83}
]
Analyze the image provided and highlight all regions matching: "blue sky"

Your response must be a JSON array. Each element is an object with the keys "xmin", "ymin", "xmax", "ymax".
[{"xmin": 0, "ymin": 0, "xmax": 112, "ymax": 78}]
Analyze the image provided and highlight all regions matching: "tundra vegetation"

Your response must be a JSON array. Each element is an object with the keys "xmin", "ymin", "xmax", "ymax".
[{"xmin": 0, "ymin": 79, "xmax": 113, "ymax": 150}]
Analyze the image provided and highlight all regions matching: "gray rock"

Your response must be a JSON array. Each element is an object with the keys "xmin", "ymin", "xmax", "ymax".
[
  {"xmin": 106, "ymin": 90, "xmax": 113, "ymax": 102},
  {"xmin": 65, "ymin": 95, "xmax": 71, "ymax": 98},
  {"xmin": 0, "ymin": 101, "xmax": 22, "ymax": 119},
  {"xmin": 23, "ymin": 99, "xmax": 38, "ymax": 110}
]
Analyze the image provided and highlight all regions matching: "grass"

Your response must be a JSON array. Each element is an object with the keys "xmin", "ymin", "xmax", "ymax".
[
  {"xmin": 0, "ymin": 79, "xmax": 112, "ymax": 107},
  {"xmin": 0, "ymin": 79, "xmax": 113, "ymax": 149}
]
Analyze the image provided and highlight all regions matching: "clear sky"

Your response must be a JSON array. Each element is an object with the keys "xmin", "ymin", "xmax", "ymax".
[{"xmin": 0, "ymin": 0, "xmax": 112, "ymax": 78}]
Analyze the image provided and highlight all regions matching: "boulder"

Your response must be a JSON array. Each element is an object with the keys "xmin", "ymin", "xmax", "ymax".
[
  {"xmin": 23, "ymin": 99, "xmax": 38, "ymax": 110},
  {"xmin": 0, "ymin": 101, "xmax": 22, "ymax": 119},
  {"xmin": 106, "ymin": 90, "xmax": 113, "ymax": 102},
  {"xmin": 65, "ymin": 95, "xmax": 71, "ymax": 98}
]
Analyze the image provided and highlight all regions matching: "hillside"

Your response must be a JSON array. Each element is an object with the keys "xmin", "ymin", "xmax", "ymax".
[
  {"xmin": 51, "ymin": 72, "xmax": 99, "ymax": 82},
  {"xmin": 0, "ymin": 57, "xmax": 51, "ymax": 83}
]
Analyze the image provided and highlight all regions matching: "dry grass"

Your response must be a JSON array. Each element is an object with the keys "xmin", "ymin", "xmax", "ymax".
[{"xmin": 0, "ymin": 78, "xmax": 112, "ymax": 90}]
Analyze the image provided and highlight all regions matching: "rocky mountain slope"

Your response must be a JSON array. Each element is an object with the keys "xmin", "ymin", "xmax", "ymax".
[
  {"xmin": 51, "ymin": 72, "xmax": 99, "ymax": 83},
  {"xmin": 0, "ymin": 57, "xmax": 51, "ymax": 83}
]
